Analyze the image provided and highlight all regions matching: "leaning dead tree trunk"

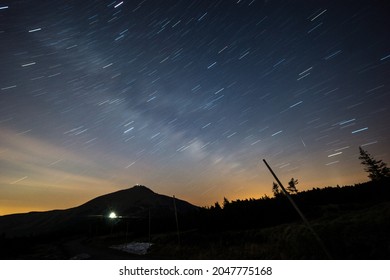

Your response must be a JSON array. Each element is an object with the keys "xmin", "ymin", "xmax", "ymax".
[{"xmin": 263, "ymin": 159, "xmax": 332, "ymax": 259}]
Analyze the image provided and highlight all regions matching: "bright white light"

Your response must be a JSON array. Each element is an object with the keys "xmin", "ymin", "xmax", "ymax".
[{"xmin": 109, "ymin": 212, "xmax": 117, "ymax": 219}]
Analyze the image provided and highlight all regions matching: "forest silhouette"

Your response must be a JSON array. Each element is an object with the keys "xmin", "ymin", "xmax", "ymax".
[{"xmin": 1, "ymin": 147, "xmax": 389, "ymax": 259}]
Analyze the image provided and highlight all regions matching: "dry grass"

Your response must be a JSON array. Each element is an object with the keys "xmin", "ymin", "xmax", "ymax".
[{"xmin": 145, "ymin": 201, "xmax": 390, "ymax": 259}]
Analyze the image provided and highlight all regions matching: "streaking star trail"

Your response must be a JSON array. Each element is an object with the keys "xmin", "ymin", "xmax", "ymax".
[{"xmin": 0, "ymin": 0, "xmax": 389, "ymax": 215}]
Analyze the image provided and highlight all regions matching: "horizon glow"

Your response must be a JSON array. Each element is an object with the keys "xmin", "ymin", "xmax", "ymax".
[{"xmin": 1, "ymin": 1, "xmax": 389, "ymax": 215}]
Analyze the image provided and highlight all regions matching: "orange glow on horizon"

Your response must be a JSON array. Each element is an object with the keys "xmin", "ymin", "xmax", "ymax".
[{"xmin": 0, "ymin": 127, "xmax": 380, "ymax": 216}]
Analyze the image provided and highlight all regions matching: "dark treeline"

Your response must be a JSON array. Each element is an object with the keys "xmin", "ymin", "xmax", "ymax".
[{"xmin": 196, "ymin": 178, "xmax": 390, "ymax": 232}]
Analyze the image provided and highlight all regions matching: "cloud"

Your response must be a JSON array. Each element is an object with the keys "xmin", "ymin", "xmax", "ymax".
[{"xmin": 0, "ymin": 127, "xmax": 126, "ymax": 189}]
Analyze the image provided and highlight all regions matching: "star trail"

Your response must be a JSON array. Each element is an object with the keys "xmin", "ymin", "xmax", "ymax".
[{"xmin": 1, "ymin": 0, "xmax": 389, "ymax": 215}]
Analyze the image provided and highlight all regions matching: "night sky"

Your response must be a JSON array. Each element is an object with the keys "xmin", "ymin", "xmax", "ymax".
[{"xmin": 1, "ymin": 0, "xmax": 389, "ymax": 215}]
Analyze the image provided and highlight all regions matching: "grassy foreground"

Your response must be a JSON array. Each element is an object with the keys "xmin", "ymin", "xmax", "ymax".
[{"xmin": 147, "ymin": 201, "xmax": 390, "ymax": 259}]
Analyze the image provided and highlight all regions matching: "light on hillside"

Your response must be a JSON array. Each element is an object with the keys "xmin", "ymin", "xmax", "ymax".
[{"xmin": 108, "ymin": 212, "xmax": 117, "ymax": 219}]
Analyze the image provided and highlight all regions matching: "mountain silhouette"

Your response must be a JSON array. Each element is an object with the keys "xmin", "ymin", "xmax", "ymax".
[{"xmin": 0, "ymin": 185, "xmax": 199, "ymax": 237}]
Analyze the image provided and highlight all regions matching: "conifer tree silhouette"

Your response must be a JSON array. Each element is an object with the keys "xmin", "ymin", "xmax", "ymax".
[
  {"xmin": 359, "ymin": 147, "xmax": 390, "ymax": 181},
  {"xmin": 287, "ymin": 178, "xmax": 299, "ymax": 194},
  {"xmin": 272, "ymin": 182, "xmax": 282, "ymax": 197}
]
